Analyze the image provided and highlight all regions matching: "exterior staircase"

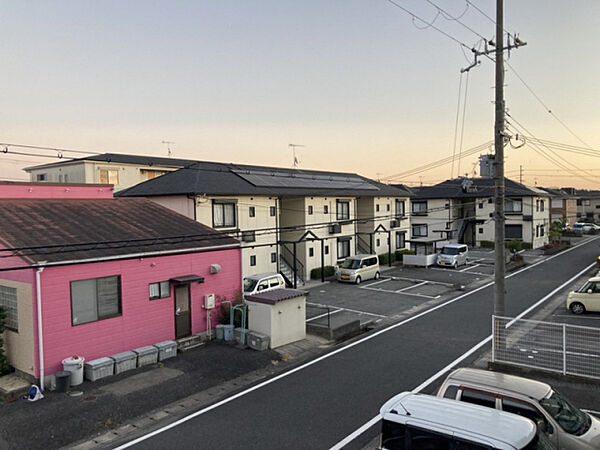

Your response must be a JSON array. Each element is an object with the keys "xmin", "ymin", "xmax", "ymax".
[{"xmin": 279, "ymin": 255, "xmax": 305, "ymax": 288}]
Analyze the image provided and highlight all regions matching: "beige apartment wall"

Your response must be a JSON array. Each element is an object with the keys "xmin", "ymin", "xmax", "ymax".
[
  {"xmin": 356, "ymin": 196, "xmax": 410, "ymax": 255},
  {"xmin": 28, "ymin": 163, "xmax": 87, "ymax": 183},
  {"xmin": 0, "ymin": 279, "xmax": 35, "ymax": 377},
  {"xmin": 476, "ymin": 197, "xmax": 495, "ymax": 244},
  {"xmin": 149, "ymin": 195, "xmax": 196, "ymax": 220},
  {"xmin": 196, "ymin": 195, "xmax": 278, "ymax": 277},
  {"xmin": 88, "ymin": 162, "xmax": 177, "ymax": 191},
  {"xmin": 412, "ymin": 198, "xmax": 451, "ymax": 239},
  {"xmin": 531, "ymin": 196, "xmax": 550, "ymax": 248}
]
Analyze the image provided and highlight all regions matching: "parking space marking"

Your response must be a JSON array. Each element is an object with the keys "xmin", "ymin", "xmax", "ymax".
[
  {"xmin": 430, "ymin": 267, "xmax": 492, "ymax": 277},
  {"xmin": 363, "ymin": 278, "xmax": 391, "ymax": 288},
  {"xmin": 306, "ymin": 309, "xmax": 343, "ymax": 322},
  {"xmin": 360, "ymin": 285, "xmax": 438, "ymax": 299},
  {"xmin": 395, "ymin": 281, "xmax": 428, "ymax": 293},
  {"xmin": 460, "ymin": 264, "xmax": 481, "ymax": 272},
  {"xmin": 390, "ymin": 276, "xmax": 454, "ymax": 287},
  {"xmin": 552, "ymin": 314, "xmax": 600, "ymax": 321},
  {"xmin": 306, "ymin": 301, "xmax": 387, "ymax": 318}
]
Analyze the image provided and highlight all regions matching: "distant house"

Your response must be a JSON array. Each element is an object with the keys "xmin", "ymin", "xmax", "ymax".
[
  {"xmin": 573, "ymin": 190, "xmax": 600, "ymax": 224},
  {"xmin": 25, "ymin": 153, "xmax": 197, "ymax": 191},
  {"xmin": 114, "ymin": 159, "xmax": 412, "ymax": 284},
  {"xmin": 0, "ymin": 189, "xmax": 240, "ymax": 386},
  {"xmin": 538, "ymin": 187, "xmax": 577, "ymax": 226},
  {"xmin": 408, "ymin": 177, "xmax": 551, "ymax": 249}
]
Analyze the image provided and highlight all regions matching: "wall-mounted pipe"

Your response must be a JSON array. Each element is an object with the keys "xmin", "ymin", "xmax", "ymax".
[{"xmin": 35, "ymin": 266, "xmax": 45, "ymax": 391}]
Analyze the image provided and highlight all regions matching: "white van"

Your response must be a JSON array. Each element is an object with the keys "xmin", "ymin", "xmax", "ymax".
[
  {"xmin": 243, "ymin": 273, "xmax": 286, "ymax": 297},
  {"xmin": 380, "ymin": 391, "xmax": 548, "ymax": 450},
  {"xmin": 437, "ymin": 243, "xmax": 469, "ymax": 269},
  {"xmin": 335, "ymin": 254, "xmax": 380, "ymax": 285}
]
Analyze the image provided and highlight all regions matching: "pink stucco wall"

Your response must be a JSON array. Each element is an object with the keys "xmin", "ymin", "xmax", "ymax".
[
  {"xmin": 0, "ymin": 182, "xmax": 113, "ymax": 199},
  {"xmin": 1, "ymin": 247, "xmax": 241, "ymax": 377}
]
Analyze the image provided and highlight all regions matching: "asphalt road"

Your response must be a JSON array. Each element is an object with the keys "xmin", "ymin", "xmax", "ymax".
[{"xmin": 120, "ymin": 237, "xmax": 600, "ymax": 449}]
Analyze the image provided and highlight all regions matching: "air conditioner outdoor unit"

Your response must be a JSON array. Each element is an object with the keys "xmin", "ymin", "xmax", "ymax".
[
  {"xmin": 523, "ymin": 215, "xmax": 533, "ymax": 221},
  {"xmin": 241, "ymin": 231, "xmax": 256, "ymax": 242},
  {"xmin": 329, "ymin": 223, "xmax": 341, "ymax": 234}
]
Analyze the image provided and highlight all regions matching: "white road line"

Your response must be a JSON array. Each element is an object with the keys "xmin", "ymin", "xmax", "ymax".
[
  {"xmin": 306, "ymin": 301, "xmax": 386, "ymax": 319},
  {"xmin": 582, "ymin": 409, "xmax": 600, "ymax": 416},
  {"xmin": 460, "ymin": 264, "xmax": 481, "ymax": 272},
  {"xmin": 363, "ymin": 278, "xmax": 391, "ymax": 288},
  {"xmin": 395, "ymin": 281, "xmax": 428, "ymax": 292},
  {"xmin": 116, "ymin": 237, "xmax": 600, "ymax": 450},
  {"xmin": 553, "ymin": 314, "xmax": 600, "ymax": 321},
  {"xmin": 391, "ymin": 276, "xmax": 454, "ymax": 287},
  {"xmin": 306, "ymin": 309, "xmax": 343, "ymax": 322},
  {"xmin": 330, "ymin": 258, "xmax": 599, "ymax": 450},
  {"xmin": 360, "ymin": 285, "xmax": 435, "ymax": 299}
]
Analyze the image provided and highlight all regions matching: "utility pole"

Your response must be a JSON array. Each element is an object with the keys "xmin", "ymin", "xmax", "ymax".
[{"xmin": 493, "ymin": 0, "xmax": 506, "ymax": 324}]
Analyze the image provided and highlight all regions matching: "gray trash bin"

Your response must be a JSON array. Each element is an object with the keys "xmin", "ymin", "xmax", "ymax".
[{"xmin": 62, "ymin": 356, "xmax": 85, "ymax": 386}]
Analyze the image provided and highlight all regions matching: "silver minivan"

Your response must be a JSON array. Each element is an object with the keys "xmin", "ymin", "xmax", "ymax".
[
  {"xmin": 380, "ymin": 391, "xmax": 547, "ymax": 449},
  {"xmin": 336, "ymin": 254, "xmax": 380, "ymax": 285},
  {"xmin": 437, "ymin": 243, "xmax": 469, "ymax": 269},
  {"xmin": 437, "ymin": 368, "xmax": 600, "ymax": 449}
]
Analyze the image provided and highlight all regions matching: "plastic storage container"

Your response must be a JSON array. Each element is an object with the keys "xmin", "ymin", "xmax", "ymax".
[
  {"xmin": 110, "ymin": 351, "xmax": 137, "ymax": 374},
  {"xmin": 62, "ymin": 356, "xmax": 85, "ymax": 386},
  {"xmin": 84, "ymin": 357, "xmax": 114, "ymax": 381},
  {"xmin": 215, "ymin": 324, "xmax": 227, "ymax": 340},
  {"xmin": 133, "ymin": 346, "xmax": 158, "ymax": 367},
  {"xmin": 54, "ymin": 371, "xmax": 71, "ymax": 392},
  {"xmin": 246, "ymin": 331, "xmax": 270, "ymax": 351},
  {"xmin": 222, "ymin": 324, "xmax": 234, "ymax": 341},
  {"xmin": 153, "ymin": 340, "xmax": 177, "ymax": 361},
  {"xmin": 234, "ymin": 327, "xmax": 248, "ymax": 344}
]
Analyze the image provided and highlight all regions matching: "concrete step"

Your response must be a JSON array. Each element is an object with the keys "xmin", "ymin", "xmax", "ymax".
[
  {"xmin": 176, "ymin": 335, "xmax": 205, "ymax": 352},
  {"xmin": 0, "ymin": 373, "xmax": 30, "ymax": 401}
]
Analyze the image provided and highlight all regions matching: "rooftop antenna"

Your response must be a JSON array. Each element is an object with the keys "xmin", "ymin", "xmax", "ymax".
[
  {"xmin": 288, "ymin": 143, "xmax": 305, "ymax": 169},
  {"xmin": 161, "ymin": 140, "xmax": 175, "ymax": 157}
]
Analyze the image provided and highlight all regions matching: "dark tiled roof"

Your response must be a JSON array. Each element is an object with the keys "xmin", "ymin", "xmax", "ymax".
[
  {"xmin": 411, "ymin": 177, "xmax": 544, "ymax": 200},
  {"xmin": 26, "ymin": 153, "xmax": 199, "ymax": 171},
  {"xmin": 245, "ymin": 288, "xmax": 308, "ymax": 305},
  {"xmin": 0, "ymin": 198, "xmax": 238, "ymax": 265},
  {"xmin": 116, "ymin": 161, "xmax": 412, "ymax": 198},
  {"xmin": 538, "ymin": 187, "xmax": 575, "ymax": 198}
]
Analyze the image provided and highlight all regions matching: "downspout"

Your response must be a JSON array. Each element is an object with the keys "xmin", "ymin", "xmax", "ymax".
[{"xmin": 36, "ymin": 266, "xmax": 45, "ymax": 392}]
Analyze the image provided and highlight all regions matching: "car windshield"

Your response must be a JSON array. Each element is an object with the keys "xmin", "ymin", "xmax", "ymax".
[
  {"xmin": 539, "ymin": 390, "xmax": 590, "ymax": 436},
  {"xmin": 440, "ymin": 247, "xmax": 459, "ymax": 255},
  {"xmin": 243, "ymin": 278, "xmax": 258, "ymax": 292},
  {"xmin": 341, "ymin": 259, "xmax": 361, "ymax": 269},
  {"xmin": 577, "ymin": 281, "xmax": 593, "ymax": 293}
]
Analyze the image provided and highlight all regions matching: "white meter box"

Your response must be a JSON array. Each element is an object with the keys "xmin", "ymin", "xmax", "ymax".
[{"xmin": 204, "ymin": 293, "xmax": 215, "ymax": 309}]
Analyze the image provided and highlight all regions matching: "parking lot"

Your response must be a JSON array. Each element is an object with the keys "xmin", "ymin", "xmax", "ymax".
[{"xmin": 305, "ymin": 250, "xmax": 496, "ymax": 329}]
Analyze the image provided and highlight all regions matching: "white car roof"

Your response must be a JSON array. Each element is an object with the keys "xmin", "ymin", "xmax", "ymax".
[{"xmin": 381, "ymin": 392, "xmax": 536, "ymax": 449}]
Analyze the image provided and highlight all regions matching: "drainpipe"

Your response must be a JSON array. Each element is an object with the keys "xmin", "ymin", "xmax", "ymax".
[{"xmin": 36, "ymin": 266, "xmax": 45, "ymax": 392}]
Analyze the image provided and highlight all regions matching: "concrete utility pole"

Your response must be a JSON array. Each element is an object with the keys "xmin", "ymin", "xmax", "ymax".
[{"xmin": 494, "ymin": 0, "xmax": 506, "ymax": 321}]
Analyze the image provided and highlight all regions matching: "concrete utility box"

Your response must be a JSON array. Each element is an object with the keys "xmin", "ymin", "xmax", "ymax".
[
  {"xmin": 154, "ymin": 340, "xmax": 177, "ymax": 361},
  {"xmin": 246, "ymin": 331, "xmax": 270, "ymax": 351},
  {"xmin": 84, "ymin": 357, "xmax": 114, "ymax": 382},
  {"xmin": 133, "ymin": 346, "xmax": 159, "ymax": 367},
  {"xmin": 246, "ymin": 288, "xmax": 307, "ymax": 348},
  {"xmin": 111, "ymin": 351, "xmax": 137, "ymax": 374}
]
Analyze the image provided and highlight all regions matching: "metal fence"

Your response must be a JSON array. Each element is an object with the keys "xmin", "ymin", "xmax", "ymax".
[{"xmin": 492, "ymin": 315, "xmax": 600, "ymax": 380}]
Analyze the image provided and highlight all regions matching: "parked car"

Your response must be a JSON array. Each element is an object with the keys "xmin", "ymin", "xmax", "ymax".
[
  {"xmin": 335, "ymin": 254, "xmax": 379, "ymax": 285},
  {"xmin": 436, "ymin": 243, "xmax": 469, "ymax": 269},
  {"xmin": 380, "ymin": 391, "xmax": 548, "ymax": 449},
  {"xmin": 437, "ymin": 367, "xmax": 600, "ymax": 449},
  {"xmin": 567, "ymin": 276, "xmax": 600, "ymax": 314},
  {"xmin": 572, "ymin": 223, "xmax": 600, "ymax": 234},
  {"xmin": 243, "ymin": 273, "xmax": 286, "ymax": 297}
]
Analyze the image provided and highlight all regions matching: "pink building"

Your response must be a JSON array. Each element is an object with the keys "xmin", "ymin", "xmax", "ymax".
[
  {"xmin": 0, "ymin": 191, "xmax": 240, "ymax": 386},
  {"xmin": 0, "ymin": 180, "xmax": 114, "ymax": 199}
]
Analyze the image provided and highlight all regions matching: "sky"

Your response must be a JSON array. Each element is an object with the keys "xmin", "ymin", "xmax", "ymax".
[{"xmin": 2, "ymin": 1, "xmax": 600, "ymax": 188}]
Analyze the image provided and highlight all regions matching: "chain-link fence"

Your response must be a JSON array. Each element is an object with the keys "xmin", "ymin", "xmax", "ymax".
[{"xmin": 492, "ymin": 315, "xmax": 600, "ymax": 380}]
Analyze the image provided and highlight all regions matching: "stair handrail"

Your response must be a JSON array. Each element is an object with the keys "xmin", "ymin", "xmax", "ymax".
[{"xmin": 280, "ymin": 243, "xmax": 305, "ymax": 284}]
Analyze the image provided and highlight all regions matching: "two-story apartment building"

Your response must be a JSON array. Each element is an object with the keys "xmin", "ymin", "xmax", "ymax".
[
  {"xmin": 116, "ymin": 160, "xmax": 411, "ymax": 284},
  {"xmin": 408, "ymin": 177, "xmax": 551, "ymax": 249},
  {"xmin": 25, "ymin": 154, "xmax": 196, "ymax": 191}
]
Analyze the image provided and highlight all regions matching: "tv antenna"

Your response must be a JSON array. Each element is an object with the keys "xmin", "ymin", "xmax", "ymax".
[
  {"xmin": 161, "ymin": 140, "xmax": 175, "ymax": 157},
  {"xmin": 288, "ymin": 143, "xmax": 305, "ymax": 169}
]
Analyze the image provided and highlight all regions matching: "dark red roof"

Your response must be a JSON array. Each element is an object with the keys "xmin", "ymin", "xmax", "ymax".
[{"xmin": 0, "ymin": 198, "xmax": 239, "ymax": 264}]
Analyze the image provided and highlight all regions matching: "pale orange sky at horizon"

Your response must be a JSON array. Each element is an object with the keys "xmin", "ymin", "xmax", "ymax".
[{"xmin": 2, "ymin": 1, "xmax": 599, "ymax": 190}]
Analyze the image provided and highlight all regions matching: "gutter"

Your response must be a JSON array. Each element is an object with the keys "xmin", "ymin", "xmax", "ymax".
[{"xmin": 35, "ymin": 266, "xmax": 45, "ymax": 391}]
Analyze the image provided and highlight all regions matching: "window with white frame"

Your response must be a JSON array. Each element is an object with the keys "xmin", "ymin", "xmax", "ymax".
[
  {"xmin": 98, "ymin": 168, "xmax": 119, "ymax": 185},
  {"xmin": 337, "ymin": 238, "xmax": 350, "ymax": 259},
  {"xmin": 505, "ymin": 198, "xmax": 522, "ymax": 213},
  {"xmin": 0, "ymin": 285, "xmax": 18, "ymax": 331},
  {"xmin": 213, "ymin": 201, "xmax": 236, "ymax": 228},
  {"xmin": 336, "ymin": 200, "xmax": 350, "ymax": 220},
  {"xmin": 395, "ymin": 231, "xmax": 406, "ymax": 249},
  {"xmin": 71, "ymin": 275, "xmax": 121, "ymax": 326},
  {"xmin": 149, "ymin": 281, "xmax": 170, "ymax": 300},
  {"xmin": 411, "ymin": 201, "xmax": 428, "ymax": 215},
  {"xmin": 395, "ymin": 199, "xmax": 405, "ymax": 217},
  {"xmin": 412, "ymin": 224, "xmax": 427, "ymax": 237},
  {"xmin": 540, "ymin": 200, "xmax": 545, "ymax": 212}
]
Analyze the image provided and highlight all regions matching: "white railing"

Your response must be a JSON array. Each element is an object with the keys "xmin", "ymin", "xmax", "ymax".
[{"xmin": 492, "ymin": 315, "xmax": 600, "ymax": 380}]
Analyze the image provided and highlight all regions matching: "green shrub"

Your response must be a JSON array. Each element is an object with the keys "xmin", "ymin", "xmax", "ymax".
[
  {"xmin": 0, "ymin": 307, "xmax": 12, "ymax": 376},
  {"xmin": 378, "ymin": 252, "xmax": 397, "ymax": 265},
  {"xmin": 394, "ymin": 249, "xmax": 415, "ymax": 262},
  {"xmin": 521, "ymin": 241, "xmax": 533, "ymax": 250},
  {"xmin": 480, "ymin": 240, "xmax": 494, "ymax": 248},
  {"xmin": 310, "ymin": 265, "xmax": 336, "ymax": 280},
  {"xmin": 506, "ymin": 239, "xmax": 523, "ymax": 253}
]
